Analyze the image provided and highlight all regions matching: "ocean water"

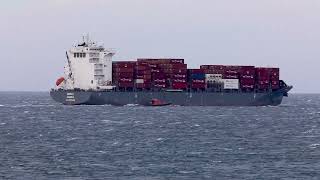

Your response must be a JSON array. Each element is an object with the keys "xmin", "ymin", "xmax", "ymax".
[{"xmin": 0, "ymin": 92, "xmax": 319, "ymax": 180}]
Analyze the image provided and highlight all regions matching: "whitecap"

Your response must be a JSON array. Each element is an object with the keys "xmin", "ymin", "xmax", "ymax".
[
  {"xmin": 0, "ymin": 104, "xmax": 4, "ymax": 107},
  {"xmin": 179, "ymin": 171, "xmax": 196, "ymax": 174},
  {"xmin": 309, "ymin": 144, "xmax": 320, "ymax": 149},
  {"xmin": 125, "ymin": 104, "xmax": 139, "ymax": 106}
]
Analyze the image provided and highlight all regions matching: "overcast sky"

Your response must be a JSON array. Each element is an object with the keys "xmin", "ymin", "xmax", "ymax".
[{"xmin": 1, "ymin": 0, "xmax": 319, "ymax": 93}]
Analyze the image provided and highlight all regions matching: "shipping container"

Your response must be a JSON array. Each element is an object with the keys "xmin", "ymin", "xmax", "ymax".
[
  {"xmin": 135, "ymin": 79, "xmax": 144, "ymax": 84},
  {"xmin": 113, "ymin": 68, "xmax": 135, "ymax": 73},
  {"xmin": 173, "ymin": 79, "xmax": 187, "ymax": 83},
  {"xmin": 192, "ymin": 79, "xmax": 205, "ymax": 83},
  {"xmin": 171, "ymin": 73, "xmax": 187, "ymax": 79},
  {"xmin": 115, "ymin": 78, "xmax": 134, "ymax": 83},
  {"xmin": 201, "ymin": 65, "xmax": 225, "ymax": 70},
  {"xmin": 113, "ymin": 72, "xmax": 134, "ymax": 78},
  {"xmin": 117, "ymin": 82, "xmax": 134, "ymax": 88},
  {"xmin": 191, "ymin": 83, "xmax": 206, "ymax": 89},
  {"xmin": 136, "ymin": 83, "xmax": 151, "ymax": 89},
  {"xmin": 188, "ymin": 69, "xmax": 205, "ymax": 74},
  {"xmin": 112, "ymin": 61, "xmax": 136, "ymax": 68},
  {"xmin": 153, "ymin": 83, "xmax": 167, "ymax": 88},
  {"xmin": 159, "ymin": 63, "xmax": 187, "ymax": 69},
  {"xmin": 240, "ymin": 78, "xmax": 255, "ymax": 85},
  {"xmin": 205, "ymin": 74, "xmax": 223, "ymax": 80},
  {"xmin": 190, "ymin": 73, "xmax": 205, "ymax": 80},
  {"xmin": 152, "ymin": 72, "xmax": 166, "ymax": 79},
  {"xmin": 172, "ymin": 82, "xmax": 187, "ymax": 89},
  {"xmin": 153, "ymin": 79, "xmax": 166, "ymax": 83},
  {"xmin": 223, "ymin": 79, "xmax": 239, "ymax": 89},
  {"xmin": 136, "ymin": 65, "xmax": 151, "ymax": 71},
  {"xmin": 135, "ymin": 74, "xmax": 152, "ymax": 79},
  {"xmin": 271, "ymin": 80, "xmax": 280, "ymax": 89},
  {"xmin": 240, "ymin": 66, "xmax": 255, "ymax": 76},
  {"xmin": 137, "ymin": 58, "xmax": 185, "ymax": 64}
]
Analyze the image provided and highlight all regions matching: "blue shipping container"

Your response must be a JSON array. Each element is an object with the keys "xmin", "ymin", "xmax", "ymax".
[{"xmin": 191, "ymin": 73, "xmax": 205, "ymax": 79}]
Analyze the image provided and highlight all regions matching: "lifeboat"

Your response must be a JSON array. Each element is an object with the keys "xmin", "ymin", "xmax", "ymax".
[
  {"xmin": 151, "ymin": 99, "xmax": 171, "ymax": 106},
  {"xmin": 56, "ymin": 77, "xmax": 65, "ymax": 86}
]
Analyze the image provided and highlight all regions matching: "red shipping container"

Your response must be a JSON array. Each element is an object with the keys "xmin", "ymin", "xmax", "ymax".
[
  {"xmin": 136, "ymin": 83, "xmax": 151, "ymax": 89},
  {"xmin": 172, "ymin": 78, "xmax": 187, "ymax": 83},
  {"xmin": 137, "ymin": 58, "xmax": 184, "ymax": 64},
  {"xmin": 172, "ymin": 82, "xmax": 187, "ymax": 89},
  {"xmin": 113, "ymin": 72, "xmax": 134, "ymax": 78},
  {"xmin": 271, "ymin": 80, "xmax": 280, "ymax": 89},
  {"xmin": 136, "ymin": 65, "xmax": 151, "ymax": 71},
  {"xmin": 241, "ymin": 84, "xmax": 255, "ymax": 89},
  {"xmin": 113, "ymin": 68, "xmax": 134, "ymax": 73},
  {"xmin": 172, "ymin": 69, "xmax": 187, "ymax": 74},
  {"xmin": 148, "ymin": 64, "xmax": 159, "ymax": 68},
  {"xmin": 188, "ymin": 69, "xmax": 205, "ymax": 74},
  {"xmin": 192, "ymin": 79, "xmax": 205, "ymax": 83},
  {"xmin": 171, "ymin": 73, "xmax": 187, "ymax": 79},
  {"xmin": 241, "ymin": 78, "xmax": 255, "ymax": 85},
  {"xmin": 240, "ymin": 66, "xmax": 255, "ymax": 75},
  {"xmin": 200, "ymin": 65, "xmax": 226, "ymax": 70},
  {"xmin": 152, "ymin": 72, "xmax": 166, "ymax": 79},
  {"xmin": 153, "ymin": 83, "xmax": 167, "ymax": 88},
  {"xmin": 135, "ymin": 74, "xmax": 152, "ymax": 80},
  {"xmin": 162, "ymin": 68, "xmax": 187, "ymax": 74},
  {"xmin": 118, "ymin": 82, "xmax": 134, "ymax": 88},
  {"xmin": 159, "ymin": 63, "xmax": 187, "ymax": 69},
  {"xmin": 113, "ymin": 61, "xmax": 136, "ymax": 68},
  {"xmin": 200, "ymin": 65, "xmax": 209, "ymax": 69},
  {"xmin": 153, "ymin": 79, "xmax": 166, "ymax": 83},
  {"xmin": 203, "ymin": 69, "xmax": 216, "ymax": 74},
  {"xmin": 151, "ymin": 69, "xmax": 162, "ymax": 73},
  {"xmin": 136, "ymin": 70, "xmax": 151, "ymax": 75},
  {"xmin": 223, "ymin": 73, "xmax": 238, "ymax": 79},
  {"xmin": 116, "ymin": 78, "xmax": 133, "ymax": 83},
  {"xmin": 256, "ymin": 68, "xmax": 270, "ymax": 79},
  {"xmin": 191, "ymin": 83, "xmax": 206, "ymax": 89},
  {"xmin": 241, "ymin": 74, "xmax": 255, "ymax": 79}
]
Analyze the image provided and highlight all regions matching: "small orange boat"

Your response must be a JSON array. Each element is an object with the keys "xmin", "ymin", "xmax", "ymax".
[{"xmin": 151, "ymin": 99, "xmax": 171, "ymax": 106}]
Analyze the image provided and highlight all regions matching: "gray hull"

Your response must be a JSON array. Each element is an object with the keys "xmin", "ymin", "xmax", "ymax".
[{"xmin": 50, "ymin": 87, "xmax": 292, "ymax": 106}]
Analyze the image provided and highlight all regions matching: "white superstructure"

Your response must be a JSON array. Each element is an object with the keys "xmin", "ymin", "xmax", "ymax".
[{"xmin": 59, "ymin": 36, "xmax": 115, "ymax": 90}]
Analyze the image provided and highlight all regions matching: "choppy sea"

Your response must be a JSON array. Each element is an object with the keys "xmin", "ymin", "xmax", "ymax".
[{"xmin": 0, "ymin": 92, "xmax": 319, "ymax": 179}]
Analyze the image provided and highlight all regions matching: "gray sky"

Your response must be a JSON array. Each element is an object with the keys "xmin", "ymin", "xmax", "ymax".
[{"xmin": 1, "ymin": 0, "xmax": 319, "ymax": 93}]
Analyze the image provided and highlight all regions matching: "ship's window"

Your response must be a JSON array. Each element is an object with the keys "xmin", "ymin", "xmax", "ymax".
[
  {"xmin": 79, "ymin": 53, "xmax": 83, "ymax": 58},
  {"xmin": 83, "ymin": 53, "xmax": 86, "ymax": 58},
  {"xmin": 76, "ymin": 53, "xmax": 79, "ymax": 58},
  {"xmin": 91, "ymin": 80, "xmax": 93, "ymax": 84},
  {"xmin": 74, "ymin": 53, "xmax": 76, "ymax": 58}
]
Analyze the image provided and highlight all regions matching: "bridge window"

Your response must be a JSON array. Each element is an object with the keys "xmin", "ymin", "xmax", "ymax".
[{"xmin": 73, "ymin": 53, "xmax": 86, "ymax": 58}]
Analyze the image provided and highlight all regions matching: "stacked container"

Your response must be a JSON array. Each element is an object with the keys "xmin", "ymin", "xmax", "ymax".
[
  {"xmin": 255, "ymin": 68, "xmax": 270, "ymax": 90},
  {"xmin": 269, "ymin": 68, "xmax": 280, "ymax": 89},
  {"xmin": 223, "ymin": 66, "xmax": 240, "ymax": 79},
  {"xmin": 239, "ymin": 66, "xmax": 255, "ymax": 91},
  {"xmin": 137, "ymin": 59, "xmax": 187, "ymax": 89},
  {"xmin": 135, "ymin": 61, "xmax": 152, "ymax": 89},
  {"xmin": 161, "ymin": 63, "xmax": 188, "ymax": 89},
  {"xmin": 188, "ymin": 69, "xmax": 206, "ymax": 89},
  {"xmin": 112, "ymin": 61, "xmax": 136, "ymax": 88}
]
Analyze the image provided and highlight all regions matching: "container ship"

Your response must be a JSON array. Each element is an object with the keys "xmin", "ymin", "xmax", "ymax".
[{"xmin": 50, "ymin": 36, "xmax": 292, "ymax": 106}]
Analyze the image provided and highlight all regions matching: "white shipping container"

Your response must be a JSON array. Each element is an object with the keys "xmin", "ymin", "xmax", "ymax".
[
  {"xmin": 205, "ymin": 74, "xmax": 222, "ymax": 80},
  {"xmin": 223, "ymin": 79, "xmax": 239, "ymax": 89},
  {"xmin": 205, "ymin": 74, "xmax": 223, "ymax": 84},
  {"xmin": 135, "ymin": 79, "xmax": 144, "ymax": 84}
]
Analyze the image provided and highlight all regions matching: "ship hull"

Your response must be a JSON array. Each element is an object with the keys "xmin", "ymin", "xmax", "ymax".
[{"xmin": 50, "ymin": 87, "xmax": 291, "ymax": 106}]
